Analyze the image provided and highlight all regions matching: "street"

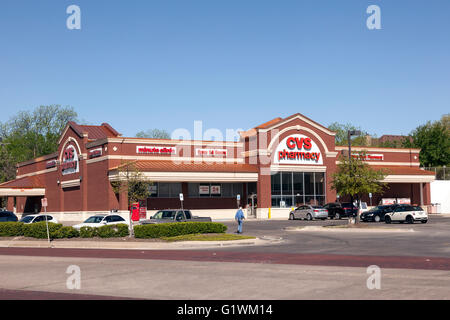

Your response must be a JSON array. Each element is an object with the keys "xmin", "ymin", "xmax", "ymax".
[{"xmin": 0, "ymin": 215, "xmax": 449, "ymax": 300}]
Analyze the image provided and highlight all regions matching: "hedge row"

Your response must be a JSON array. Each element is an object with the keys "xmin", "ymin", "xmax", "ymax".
[
  {"xmin": 0, "ymin": 222, "xmax": 129, "ymax": 239},
  {"xmin": 0, "ymin": 221, "xmax": 226, "ymax": 239},
  {"xmin": 134, "ymin": 222, "xmax": 227, "ymax": 239}
]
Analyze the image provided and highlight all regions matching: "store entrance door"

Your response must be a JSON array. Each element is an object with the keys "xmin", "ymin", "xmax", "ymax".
[{"xmin": 248, "ymin": 193, "xmax": 257, "ymax": 218}]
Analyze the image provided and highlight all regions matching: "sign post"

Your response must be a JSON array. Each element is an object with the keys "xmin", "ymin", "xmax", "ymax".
[
  {"xmin": 236, "ymin": 194, "xmax": 241, "ymax": 209},
  {"xmin": 41, "ymin": 198, "xmax": 50, "ymax": 244},
  {"xmin": 179, "ymin": 193, "xmax": 184, "ymax": 211},
  {"xmin": 369, "ymin": 193, "xmax": 373, "ymax": 206}
]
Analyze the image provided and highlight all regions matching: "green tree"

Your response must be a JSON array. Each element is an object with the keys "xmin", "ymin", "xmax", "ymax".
[
  {"xmin": 328, "ymin": 122, "xmax": 370, "ymax": 146},
  {"xmin": 111, "ymin": 161, "xmax": 151, "ymax": 236},
  {"xmin": 135, "ymin": 129, "xmax": 170, "ymax": 139},
  {"xmin": 331, "ymin": 152, "xmax": 388, "ymax": 223},
  {"xmin": 0, "ymin": 105, "xmax": 78, "ymax": 183},
  {"xmin": 403, "ymin": 116, "xmax": 450, "ymax": 167}
]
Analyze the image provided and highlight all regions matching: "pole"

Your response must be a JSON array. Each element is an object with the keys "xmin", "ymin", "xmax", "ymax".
[
  {"xmin": 348, "ymin": 131, "xmax": 354, "ymax": 223},
  {"xmin": 44, "ymin": 206, "xmax": 50, "ymax": 244}
]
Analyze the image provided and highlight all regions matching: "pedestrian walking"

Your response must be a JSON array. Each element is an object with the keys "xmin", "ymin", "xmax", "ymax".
[{"xmin": 235, "ymin": 206, "xmax": 245, "ymax": 234}]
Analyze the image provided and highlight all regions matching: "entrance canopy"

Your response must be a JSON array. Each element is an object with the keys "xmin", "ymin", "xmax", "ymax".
[{"xmin": 0, "ymin": 176, "xmax": 45, "ymax": 196}]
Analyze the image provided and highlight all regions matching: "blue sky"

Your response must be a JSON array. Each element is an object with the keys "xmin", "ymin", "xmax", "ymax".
[{"xmin": 0, "ymin": 0, "xmax": 449, "ymax": 139}]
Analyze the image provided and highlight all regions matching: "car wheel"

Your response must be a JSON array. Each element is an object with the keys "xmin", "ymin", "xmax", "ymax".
[
  {"xmin": 385, "ymin": 216, "xmax": 391, "ymax": 224},
  {"xmin": 335, "ymin": 213, "xmax": 341, "ymax": 220},
  {"xmin": 373, "ymin": 215, "xmax": 381, "ymax": 223},
  {"xmin": 289, "ymin": 213, "xmax": 294, "ymax": 220},
  {"xmin": 406, "ymin": 216, "xmax": 414, "ymax": 224},
  {"xmin": 306, "ymin": 213, "xmax": 312, "ymax": 221}
]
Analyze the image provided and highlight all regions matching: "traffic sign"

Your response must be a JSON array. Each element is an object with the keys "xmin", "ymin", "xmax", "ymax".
[{"xmin": 41, "ymin": 198, "xmax": 48, "ymax": 207}]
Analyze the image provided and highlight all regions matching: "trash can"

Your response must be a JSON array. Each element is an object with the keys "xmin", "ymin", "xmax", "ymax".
[{"xmin": 435, "ymin": 203, "xmax": 441, "ymax": 214}]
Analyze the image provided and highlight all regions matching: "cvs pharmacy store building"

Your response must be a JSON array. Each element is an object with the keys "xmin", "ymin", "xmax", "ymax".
[{"xmin": 0, "ymin": 113, "xmax": 435, "ymax": 221}]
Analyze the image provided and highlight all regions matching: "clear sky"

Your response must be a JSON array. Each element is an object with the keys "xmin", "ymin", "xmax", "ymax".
[{"xmin": 1, "ymin": 0, "xmax": 449, "ymax": 139}]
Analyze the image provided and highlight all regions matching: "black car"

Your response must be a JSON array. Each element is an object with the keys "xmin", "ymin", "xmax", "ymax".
[
  {"xmin": 360, "ymin": 205, "xmax": 396, "ymax": 222},
  {"xmin": 323, "ymin": 202, "xmax": 357, "ymax": 219},
  {"xmin": 0, "ymin": 211, "xmax": 18, "ymax": 222}
]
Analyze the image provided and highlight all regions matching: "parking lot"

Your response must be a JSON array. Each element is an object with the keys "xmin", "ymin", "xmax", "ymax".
[{"xmin": 219, "ymin": 215, "xmax": 450, "ymax": 258}]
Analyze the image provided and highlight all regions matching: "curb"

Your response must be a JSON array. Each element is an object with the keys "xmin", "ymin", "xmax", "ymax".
[
  {"xmin": 284, "ymin": 226, "xmax": 415, "ymax": 233},
  {"xmin": 0, "ymin": 237, "xmax": 281, "ymax": 250}
]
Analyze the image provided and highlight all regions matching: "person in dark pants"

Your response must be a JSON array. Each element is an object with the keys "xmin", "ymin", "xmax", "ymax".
[{"xmin": 235, "ymin": 207, "xmax": 245, "ymax": 234}]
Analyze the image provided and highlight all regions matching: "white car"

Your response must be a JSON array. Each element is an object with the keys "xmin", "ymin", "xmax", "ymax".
[
  {"xmin": 73, "ymin": 214, "xmax": 128, "ymax": 229},
  {"xmin": 384, "ymin": 205, "xmax": 428, "ymax": 224},
  {"xmin": 19, "ymin": 214, "xmax": 59, "ymax": 224}
]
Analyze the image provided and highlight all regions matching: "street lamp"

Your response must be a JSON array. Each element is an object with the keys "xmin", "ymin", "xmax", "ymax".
[{"xmin": 348, "ymin": 130, "xmax": 361, "ymax": 222}]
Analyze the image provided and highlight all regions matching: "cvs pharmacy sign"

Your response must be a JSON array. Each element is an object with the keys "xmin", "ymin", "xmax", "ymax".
[{"xmin": 274, "ymin": 134, "xmax": 323, "ymax": 165}]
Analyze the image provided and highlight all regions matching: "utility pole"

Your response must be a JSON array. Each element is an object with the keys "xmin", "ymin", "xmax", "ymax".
[{"xmin": 348, "ymin": 130, "xmax": 361, "ymax": 224}]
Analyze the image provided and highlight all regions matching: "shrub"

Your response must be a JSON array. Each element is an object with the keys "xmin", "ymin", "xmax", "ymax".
[
  {"xmin": 22, "ymin": 222, "xmax": 64, "ymax": 239},
  {"xmin": 134, "ymin": 222, "xmax": 227, "ymax": 239},
  {"xmin": 52, "ymin": 226, "xmax": 80, "ymax": 239},
  {"xmin": 0, "ymin": 222, "xmax": 24, "ymax": 237},
  {"xmin": 80, "ymin": 226, "xmax": 97, "ymax": 238},
  {"xmin": 97, "ymin": 224, "xmax": 130, "ymax": 238}
]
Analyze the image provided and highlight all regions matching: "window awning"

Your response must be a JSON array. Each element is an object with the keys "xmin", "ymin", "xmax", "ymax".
[{"xmin": 109, "ymin": 160, "xmax": 259, "ymax": 182}]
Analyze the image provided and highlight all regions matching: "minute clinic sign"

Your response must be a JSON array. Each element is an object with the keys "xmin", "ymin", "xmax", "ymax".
[
  {"xmin": 274, "ymin": 134, "xmax": 323, "ymax": 165},
  {"xmin": 136, "ymin": 146, "xmax": 177, "ymax": 155}
]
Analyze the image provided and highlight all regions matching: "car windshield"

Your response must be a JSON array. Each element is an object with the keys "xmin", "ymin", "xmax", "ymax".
[
  {"xmin": 152, "ymin": 211, "xmax": 176, "ymax": 219},
  {"xmin": 83, "ymin": 216, "xmax": 105, "ymax": 223},
  {"xmin": 19, "ymin": 216, "xmax": 34, "ymax": 223}
]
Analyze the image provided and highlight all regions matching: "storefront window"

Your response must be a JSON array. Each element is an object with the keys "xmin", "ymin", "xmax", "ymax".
[
  {"xmin": 271, "ymin": 172, "xmax": 325, "ymax": 207},
  {"xmin": 154, "ymin": 183, "xmax": 182, "ymax": 198},
  {"xmin": 187, "ymin": 183, "xmax": 243, "ymax": 198}
]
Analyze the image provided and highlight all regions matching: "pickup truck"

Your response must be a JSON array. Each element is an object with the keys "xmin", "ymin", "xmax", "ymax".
[{"xmin": 140, "ymin": 209, "xmax": 212, "ymax": 225}]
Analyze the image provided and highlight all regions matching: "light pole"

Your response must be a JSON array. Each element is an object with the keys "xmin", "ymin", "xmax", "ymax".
[{"xmin": 348, "ymin": 130, "xmax": 361, "ymax": 223}]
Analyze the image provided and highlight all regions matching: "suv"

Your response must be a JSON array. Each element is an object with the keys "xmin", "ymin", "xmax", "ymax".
[
  {"xmin": 384, "ymin": 205, "xmax": 428, "ymax": 224},
  {"xmin": 0, "ymin": 211, "xmax": 18, "ymax": 222},
  {"xmin": 19, "ymin": 214, "xmax": 58, "ymax": 224},
  {"xmin": 73, "ymin": 214, "xmax": 128, "ymax": 229},
  {"xmin": 323, "ymin": 202, "xmax": 357, "ymax": 220},
  {"xmin": 360, "ymin": 205, "xmax": 396, "ymax": 222}
]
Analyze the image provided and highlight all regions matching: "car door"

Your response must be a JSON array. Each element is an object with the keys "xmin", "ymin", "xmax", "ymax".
[
  {"xmin": 103, "ymin": 216, "xmax": 114, "ymax": 225},
  {"xmin": 112, "ymin": 215, "xmax": 126, "ymax": 225},
  {"xmin": 33, "ymin": 216, "xmax": 44, "ymax": 223},
  {"xmin": 175, "ymin": 211, "xmax": 186, "ymax": 222},
  {"xmin": 391, "ymin": 206, "xmax": 404, "ymax": 221}
]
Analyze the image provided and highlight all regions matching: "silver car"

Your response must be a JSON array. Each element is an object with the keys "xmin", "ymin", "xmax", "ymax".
[{"xmin": 289, "ymin": 205, "xmax": 328, "ymax": 221}]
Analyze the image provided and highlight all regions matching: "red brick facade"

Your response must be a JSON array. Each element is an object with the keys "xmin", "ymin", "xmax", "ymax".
[{"xmin": 0, "ymin": 114, "xmax": 435, "ymax": 218}]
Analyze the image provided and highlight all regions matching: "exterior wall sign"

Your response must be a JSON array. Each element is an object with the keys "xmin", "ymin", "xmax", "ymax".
[
  {"xmin": 274, "ymin": 134, "xmax": 323, "ymax": 165},
  {"xmin": 46, "ymin": 160, "xmax": 57, "ymax": 169},
  {"xmin": 89, "ymin": 148, "xmax": 102, "ymax": 159},
  {"xmin": 137, "ymin": 146, "xmax": 177, "ymax": 155},
  {"xmin": 199, "ymin": 185, "xmax": 210, "ymax": 195},
  {"xmin": 149, "ymin": 184, "xmax": 157, "ymax": 195},
  {"xmin": 61, "ymin": 145, "xmax": 79, "ymax": 175},
  {"xmin": 210, "ymin": 185, "xmax": 221, "ymax": 195},
  {"xmin": 196, "ymin": 149, "xmax": 228, "ymax": 157},
  {"xmin": 352, "ymin": 153, "xmax": 384, "ymax": 161}
]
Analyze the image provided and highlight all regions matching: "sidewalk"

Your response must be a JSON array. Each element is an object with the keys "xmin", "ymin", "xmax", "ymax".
[{"xmin": 0, "ymin": 236, "xmax": 282, "ymax": 251}]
